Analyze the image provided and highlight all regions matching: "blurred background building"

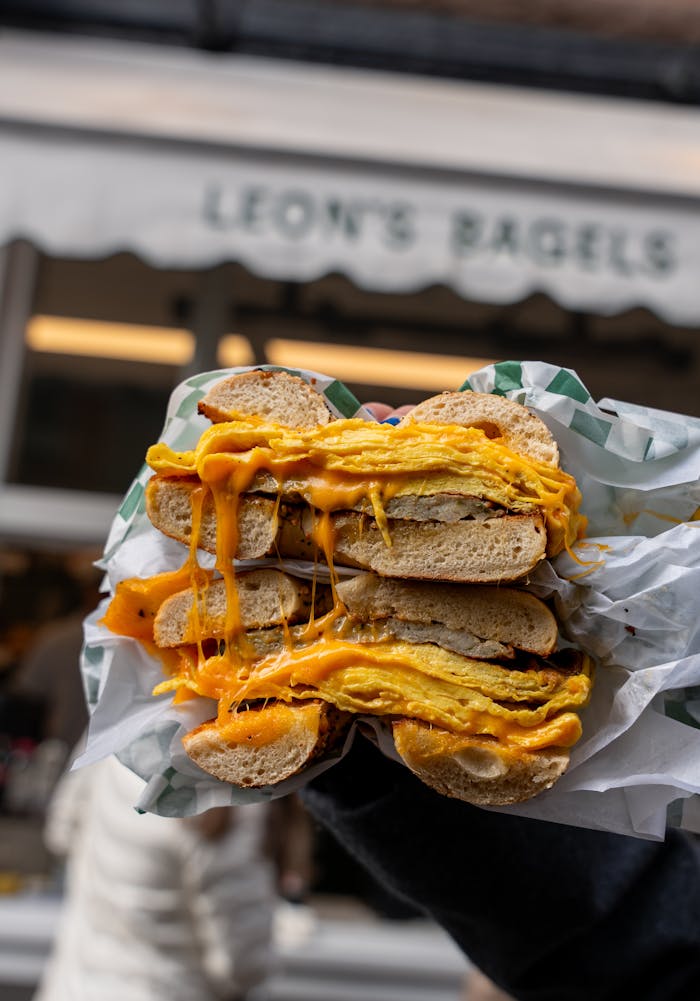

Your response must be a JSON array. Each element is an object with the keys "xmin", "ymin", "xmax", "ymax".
[{"xmin": 1, "ymin": 2, "xmax": 700, "ymax": 999}]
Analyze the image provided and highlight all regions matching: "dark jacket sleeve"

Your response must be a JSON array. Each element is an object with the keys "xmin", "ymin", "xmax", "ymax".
[{"xmin": 302, "ymin": 734, "xmax": 700, "ymax": 1001}]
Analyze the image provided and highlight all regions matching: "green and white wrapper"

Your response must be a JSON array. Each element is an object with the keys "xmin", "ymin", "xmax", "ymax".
[{"xmin": 78, "ymin": 362, "xmax": 700, "ymax": 840}]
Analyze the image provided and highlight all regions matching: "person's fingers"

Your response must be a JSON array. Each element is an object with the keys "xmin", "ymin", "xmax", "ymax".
[
  {"xmin": 364, "ymin": 402, "xmax": 415, "ymax": 421},
  {"xmin": 364, "ymin": 402, "xmax": 394, "ymax": 420}
]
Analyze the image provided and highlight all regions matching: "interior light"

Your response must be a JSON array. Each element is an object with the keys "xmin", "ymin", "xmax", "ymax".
[
  {"xmin": 265, "ymin": 339, "xmax": 496, "ymax": 391},
  {"xmin": 26, "ymin": 315, "xmax": 195, "ymax": 365},
  {"xmin": 25, "ymin": 316, "xmax": 494, "ymax": 389},
  {"xmin": 217, "ymin": 334, "xmax": 257, "ymax": 367}
]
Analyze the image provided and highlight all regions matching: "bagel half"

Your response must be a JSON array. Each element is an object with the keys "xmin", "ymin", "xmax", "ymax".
[
  {"xmin": 392, "ymin": 719, "xmax": 569, "ymax": 806},
  {"xmin": 104, "ymin": 564, "xmax": 592, "ymax": 805},
  {"xmin": 145, "ymin": 371, "xmax": 583, "ymax": 583},
  {"xmin": 183, "ymin": 701, "xmax": 351, "ymax": 788}
]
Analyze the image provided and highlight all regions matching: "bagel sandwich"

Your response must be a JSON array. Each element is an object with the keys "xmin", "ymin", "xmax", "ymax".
[
  {"xmin": 103, "ymin": 566, "xmax": 592, "ymax": 805},
  {"xmin": 102, "ymin": 369, "xmax": 591, "ymax": 806},
  {"xmin": 144, "ymin": 370, "xmax": 585, "ymax": 584}
]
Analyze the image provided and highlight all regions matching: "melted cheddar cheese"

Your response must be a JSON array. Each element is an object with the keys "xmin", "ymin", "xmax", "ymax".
[{"xmin": 153, "ymin": 635, "xmax": 592, "ymax": 750}]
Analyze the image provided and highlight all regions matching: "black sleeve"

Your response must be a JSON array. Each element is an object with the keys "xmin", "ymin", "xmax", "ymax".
[{"xmin": 302, "ymin": 734, "xmax": 700, "ymax": 1001}]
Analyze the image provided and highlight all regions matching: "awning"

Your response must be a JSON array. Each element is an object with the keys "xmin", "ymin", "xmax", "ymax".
[{"xmin": 2, "ymin": 32, "xmax": 700, "ymax": 324}]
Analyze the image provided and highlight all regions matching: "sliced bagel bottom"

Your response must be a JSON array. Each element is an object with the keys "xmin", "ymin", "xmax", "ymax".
[
  {"xmin": 392, "ymin": 718, "xmax": 569, "ymax": 806},
  {"xmin": 146, "ymin": 473, "xmax": 548, "ymax": 583},
  {"xmin": 183, "ymin": 700, "xmax": 351, "ymax": 788},
  {"xmin": 184, "ymin": 697, "xmax": 570, "ymax": 805}
]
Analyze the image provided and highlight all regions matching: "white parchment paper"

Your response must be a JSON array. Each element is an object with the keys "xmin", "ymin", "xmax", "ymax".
[{"xmin": 77, "ymin": 362, "xmax": 700, "ymax": 839}]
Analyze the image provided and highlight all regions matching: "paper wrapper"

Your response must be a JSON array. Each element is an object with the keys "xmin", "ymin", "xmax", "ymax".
[{"xmin": 77, "ymin": 362, "xmax": 700, "ymax": 840}]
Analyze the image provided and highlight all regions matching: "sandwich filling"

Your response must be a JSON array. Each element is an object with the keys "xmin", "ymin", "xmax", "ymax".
[
  {"xmin": 104, "ymin": 568, "xmax": 592, "ymax": 755},
  {"xmin": 147, "ymin": 417, "xmax": 585, "ymax": 557}
]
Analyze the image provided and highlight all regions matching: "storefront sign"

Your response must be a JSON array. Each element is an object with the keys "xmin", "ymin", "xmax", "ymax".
[
  {"xmin": 1, "ymin": 128, "xmax": 698, "ymax": 322},
  {"xmin": 204, "ymin": 181, "xmax": 677, "ymax": 281}
]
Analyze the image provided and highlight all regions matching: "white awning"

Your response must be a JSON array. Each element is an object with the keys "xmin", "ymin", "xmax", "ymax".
[{"xmin": 2, "ymin": 31, "xmax": 700, "ymax": 324}]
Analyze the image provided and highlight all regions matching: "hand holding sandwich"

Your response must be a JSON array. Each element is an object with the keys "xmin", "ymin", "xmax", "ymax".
[{"xmin": 303, "ymin": 728, "xmax": 700, "ymax": 1001}]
